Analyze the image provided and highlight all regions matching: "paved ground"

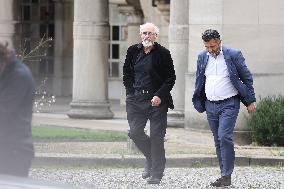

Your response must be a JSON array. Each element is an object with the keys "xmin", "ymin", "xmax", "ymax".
[
  {"xmin": 30, "ymin": 167, "xmax": 284, "ymax": 189},
  {"xmin": 29, "ymin": 97, "xmax": 284, "ymax": 188}
]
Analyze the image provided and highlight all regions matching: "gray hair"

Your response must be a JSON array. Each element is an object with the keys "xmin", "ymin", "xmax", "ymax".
[{"xmin": 139, "ymin": 22, "xmax": 160, "ymax": 35}]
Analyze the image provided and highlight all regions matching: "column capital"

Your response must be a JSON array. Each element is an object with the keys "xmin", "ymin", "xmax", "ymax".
[
  {"xmin": 155, "ymin": 0, "xmax": 170, "ymax": 22},
  {"xmin": 118, "ymin": 5, "xmax": 143, "ymax": 24}
]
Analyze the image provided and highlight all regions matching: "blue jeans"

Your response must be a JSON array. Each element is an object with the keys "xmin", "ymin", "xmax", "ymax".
[{"xmin": 205, "ymin": 96, "xmax": 240, "ymax": 176}]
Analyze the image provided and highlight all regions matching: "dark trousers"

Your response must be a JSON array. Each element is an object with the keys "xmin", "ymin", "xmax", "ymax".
[
  {"xmin": 205, "ymin": 96, "xmax": 240, "ymax": 177},
  {"xmin": 126, "ymin": 94, "xmax": 168, "ymax": 177}
]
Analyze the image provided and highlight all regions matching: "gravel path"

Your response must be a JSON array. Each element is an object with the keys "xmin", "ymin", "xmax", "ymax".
[{"xmin": 30, "ymin": 167, "xmax": 284, "ymax": 189}]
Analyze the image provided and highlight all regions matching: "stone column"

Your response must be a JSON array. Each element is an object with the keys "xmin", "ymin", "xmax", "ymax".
[
  {"xmin": 167, "ymin": 0, "xmax": 189, "ymax": 127},
  {"xmin": 68, "ymin": 0, "xmax": 114, "ymax": 119},
  {"xmin": 0, "ymin": 0, "xmax": 16, "ymax": 48},
  {"xmin": 185, "ymin": 0, "xmax": 223, "ymax": 130},
  {"xmin": 119, "ymin": 5, "xmax": 143, "ymax": 106},
  {"xmin": 52, "ymin": 0, "xmax": 64, "ymax": 96},
  {"xmin": 52, "ymin": 0, "xmax": 73, "ymax": 96}
]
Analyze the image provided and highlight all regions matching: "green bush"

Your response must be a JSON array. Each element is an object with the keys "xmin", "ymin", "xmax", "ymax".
[{"xmin": 247, "ymin": 95, "xmax": 284, "ymax": 146}]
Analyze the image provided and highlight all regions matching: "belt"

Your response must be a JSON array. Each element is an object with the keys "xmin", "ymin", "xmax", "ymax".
[
  {"xmin": 208, "ymin": 95, "xmax": 238, "ymax": 104},
  {"xmin": 134, "ymin": 89, "xmax": 152, "ymax": 95}
]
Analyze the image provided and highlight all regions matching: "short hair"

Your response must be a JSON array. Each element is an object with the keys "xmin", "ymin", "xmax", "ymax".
[
  {"xmin": 139, "ymin": 22, "xmax": 160, "ymax": 35},
  {"xmin": 202, "ymin": 29, "xmax": 220, "ymax": 42}
]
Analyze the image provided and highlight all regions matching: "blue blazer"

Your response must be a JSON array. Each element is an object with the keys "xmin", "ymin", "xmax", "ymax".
[{"xmin": 192, "ymin": 46, "xmax": 256, "ymax": 113}]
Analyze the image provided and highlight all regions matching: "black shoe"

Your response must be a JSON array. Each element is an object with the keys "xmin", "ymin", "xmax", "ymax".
[
  {"xmin": 142, "ymin": 171, "xmax": 151, "ymax": 179},
  {"xmin": 147, "ymin": 176, "xmax": 162, "ymax": 184},
  {"xmin": 210, "ymin": 175, "xmax": 231, "ymax": 187},
  {"xmin": 142, "ymin": 159, "xmax": 151, "ymax": 179}
]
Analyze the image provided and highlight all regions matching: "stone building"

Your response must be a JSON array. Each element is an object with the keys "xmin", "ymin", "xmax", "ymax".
[{"xmin": 1, "ymin": 0, "xmax": 284, "ymax": 134}]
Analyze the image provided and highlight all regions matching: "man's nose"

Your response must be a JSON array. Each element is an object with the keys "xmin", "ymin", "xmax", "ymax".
[{"xmin": 143, "ymin": 36, "xmax": 150, "ymax": 40}]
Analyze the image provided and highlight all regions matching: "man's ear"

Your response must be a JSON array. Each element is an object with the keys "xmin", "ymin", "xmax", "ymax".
[{"xmin": 217, "ymin": 39, "xmax": 222, "ymax": 44}]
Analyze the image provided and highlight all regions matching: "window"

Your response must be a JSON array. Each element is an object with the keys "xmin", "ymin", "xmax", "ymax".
[
  {"xmin": 112, "ymin": 44, "xmax": 119, "ymax": 59},
  {"xmin": 20, "ymin": 0, "xmax": 55, "ymax": 75},
  {"xmin": 108, "ymin": 25, "xmax": 125, "ymax": 78},
  {"xmin": 112, "ymin": 26, "xmax": 120, "ymax": 41}
]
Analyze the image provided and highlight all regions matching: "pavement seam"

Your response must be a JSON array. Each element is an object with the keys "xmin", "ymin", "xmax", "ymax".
[{"xmin": 33, "ymin": 154, "xmax": 284, "ymax": 168}]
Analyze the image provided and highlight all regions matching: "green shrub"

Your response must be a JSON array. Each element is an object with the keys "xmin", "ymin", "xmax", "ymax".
[{"xmin": 247, "ymin": 95, "xmax": 284, "ymax": 146}]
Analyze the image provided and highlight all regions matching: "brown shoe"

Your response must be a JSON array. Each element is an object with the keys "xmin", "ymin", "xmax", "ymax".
[{"xmin": 210, "ymin": 175, "xmax": 231, "ymax": 187}]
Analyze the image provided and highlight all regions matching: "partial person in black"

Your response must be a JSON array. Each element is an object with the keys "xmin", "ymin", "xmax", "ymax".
[
  {"xmin": 0, "ymin": 42, "xmax": 35, "ymax": 177},
  {"xmin": 123, "ymin": 22, "xmax": 176, "ymax": 184}
]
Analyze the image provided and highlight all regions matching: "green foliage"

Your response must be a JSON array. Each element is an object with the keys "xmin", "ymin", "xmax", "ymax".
[
  {"xmin": 32, "ymin": 125, "xmax": 128, "ymax": 142},
  {"xmin": 247, "ymin": 95, "xmax": 284, "ymax": 146}
]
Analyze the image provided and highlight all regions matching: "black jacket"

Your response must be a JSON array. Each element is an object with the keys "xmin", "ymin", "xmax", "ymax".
[
  {"xmin": 0, "ymin": 57, "xmax": 35, "ymax": 157},
  {"xmin": 123, "ymin": 42, "xmax": 176, "ymax": 109}
]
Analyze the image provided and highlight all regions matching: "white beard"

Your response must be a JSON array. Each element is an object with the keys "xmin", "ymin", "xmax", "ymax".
[{"xmin": 142, "ymin": 40, "xmax": 154, "ymax": 48}]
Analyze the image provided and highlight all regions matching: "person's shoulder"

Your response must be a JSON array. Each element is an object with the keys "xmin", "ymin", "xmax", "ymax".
[
  {"xmin": 13, "ymin": 60, "xmax": 34, "ymax": 85},
  {"xmin": 127, "ymin": 43, "xmax": 142, "ymax": 51},
  {"xmin": 154, "ymin": 43, "xmax": 170, "ymax": 54},
  {"xmin": 15, "ymin": 60, "xmax": 31, "ymax": 73},
  {"xmin": 223, "ymin": 46, "xmax": 241, "ymax": 55},
  {"xmin": 196, "ymin": 50, "xmax": 207, "ymax": 62}
]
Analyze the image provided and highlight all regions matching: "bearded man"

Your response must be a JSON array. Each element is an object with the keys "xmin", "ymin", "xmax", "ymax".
[{"xmin": 123, "ymin": 23, "xmax": 176, "ymax": 184}]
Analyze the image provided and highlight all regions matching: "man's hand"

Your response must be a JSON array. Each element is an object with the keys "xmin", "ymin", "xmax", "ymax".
[
  {"xmin": 247, "ymin": 103, "xmax": 256, "ymax": 113},
  {"xmin": 151, "ymin": 96, "xmax": 161, "ymax": 106}
]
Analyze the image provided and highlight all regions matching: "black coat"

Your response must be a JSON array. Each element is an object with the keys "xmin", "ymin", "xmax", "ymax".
[
  {"xmin": 123, "ymin": 42, "xmax": 176, "ymax": 109},
  {"xmin": 0, "ymin": 57, "xmax": 35, "ymax": 157}
]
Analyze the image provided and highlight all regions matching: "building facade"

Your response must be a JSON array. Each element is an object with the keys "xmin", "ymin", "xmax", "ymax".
[{"xmin": 1, "ymin": 0, "xmax": 284, "ymax": 131}]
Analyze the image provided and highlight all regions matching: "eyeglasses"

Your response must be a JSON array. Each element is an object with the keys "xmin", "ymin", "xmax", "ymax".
[{"xmin": 141, "ymin": 32, "xmax": 156, "ymax": 36}]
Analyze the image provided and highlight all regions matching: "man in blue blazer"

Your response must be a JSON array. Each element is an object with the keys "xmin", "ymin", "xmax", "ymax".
[{"xmin": 192, "ymin": 29, "xmax": 256, "ymax": 187}]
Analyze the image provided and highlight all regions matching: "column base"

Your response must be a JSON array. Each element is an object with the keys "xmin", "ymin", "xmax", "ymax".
[
  {"xmin": 167, "ymin": 110, "xmax": 184, "ymax": 128},
  {"xmin": 67, "ymin": 100, "xmax": 114, "ymax": 119}
]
